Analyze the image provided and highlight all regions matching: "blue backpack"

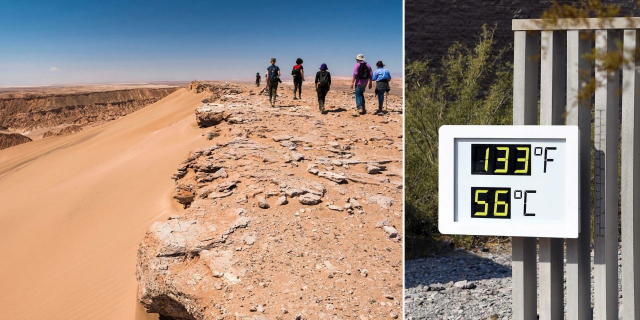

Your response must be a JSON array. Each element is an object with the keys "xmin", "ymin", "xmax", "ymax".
[{"xmin": 268, "ymin": 66, "xmax": 280, "ymax": 81}]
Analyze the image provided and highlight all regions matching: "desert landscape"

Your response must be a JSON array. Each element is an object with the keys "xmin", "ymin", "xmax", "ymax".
[
  {"xmin": 0, "ymin": 78, "xmax": 402, "ymax": 319},
  {"xmin": 0, "ymin": 83, "xmax": 183, "ymax": 149}
]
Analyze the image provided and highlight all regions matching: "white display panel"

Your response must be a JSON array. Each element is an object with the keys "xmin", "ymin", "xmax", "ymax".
[{"xmin": 438, "ymin": 125, "xmax": 580, "ymax": 238}]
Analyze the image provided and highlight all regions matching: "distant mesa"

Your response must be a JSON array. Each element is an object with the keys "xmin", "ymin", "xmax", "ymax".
[
  {"xmin": 42, "ymin": 125, "xmax": 83, "ymax": 138},
  {"xmin": 0, "ymin": 133, "xmax": 32, "ymax": 150},
  {"xmin": 0, "ymin": 85, "xmax": 179, "ymax": 150}
]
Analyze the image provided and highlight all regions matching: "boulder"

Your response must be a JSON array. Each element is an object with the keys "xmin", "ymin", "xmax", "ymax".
[
  {"xmin": 172, "ymin": 184, "xmax": 196, "ymax": 206},
  {"xmin": 195, "ymin": 104, "xmax": 228, "ymax": 127}
]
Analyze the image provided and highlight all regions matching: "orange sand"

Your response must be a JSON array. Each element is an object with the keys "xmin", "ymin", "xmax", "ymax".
[{"xmin": 0, "ymin": 88, "xmax": 210, "ymax": 319}]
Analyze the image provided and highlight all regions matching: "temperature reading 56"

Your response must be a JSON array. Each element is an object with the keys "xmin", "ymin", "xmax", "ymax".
[{"xmin": 471, "ymin": 188, "xmax": 538, "ymax": 218}]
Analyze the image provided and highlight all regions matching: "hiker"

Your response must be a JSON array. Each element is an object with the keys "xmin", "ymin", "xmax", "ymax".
[
  {"xmin": 291, "ymin": 58, "xmax": 305, "ymax": 100},
  {"xmin": 315, "ymin": 63, "xmax": 331, "ymax": 114},
  {"xmin": 371, "ymin": 61, "xmax": 391, "ymax": 114},
  {"xmin": 266, "ymin": 58, "xmax": 281, "ymax": 107},
  {"xmin": 350, "ymin": 54, "xmax": 373, "ymax": 116},
  {"xmin": 255, "ymin": 72, "xmax": 261, "ymax": 87}
]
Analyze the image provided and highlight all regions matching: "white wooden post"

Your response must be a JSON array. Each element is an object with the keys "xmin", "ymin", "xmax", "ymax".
[
  {"xmin": 565, "ymin": 29, "xmax": 592, "ymax": 320},
  {"xmin": 621, "ymin": 29, "xmax": 640, "ymax": 320},
  {"xmin": 593, "ymin": 29, "xmax": 620, "ymax": 320},
  {"xmin": 512, "ymin": 30, "xmax": 539, "ymax": 320},
  {"xmin": 538, "ymin": 30, "xmax": 566, "ymax": 320}
]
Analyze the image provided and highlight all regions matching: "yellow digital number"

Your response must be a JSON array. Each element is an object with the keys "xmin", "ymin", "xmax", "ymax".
[
  {"xmin": 494, "ymin": 147, "xmax": 509, "ymax": 173},
  {"xmin": 494, "ymin": 190, "xmax": 509, "ymax": 217},
  {"xmin": 514, "ymin": 147, "xmax": 529, "ymax": 174},
  {"xmin": 484, "ymin": 147, "xmax": 490, "ymax": 172},
  {"xmin": 474, "ymin": 189, "xmax": 488, "ymax": 216}
]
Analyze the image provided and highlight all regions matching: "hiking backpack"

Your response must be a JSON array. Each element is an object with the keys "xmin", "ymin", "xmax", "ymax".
[
  {"xmin": 268, "ymin": 66, "xmax": 279, "ymax": 81},
  {"xmin": 291, "ymin": 65, "xmax": 302, "ymax": 78},
  {"xmin": 318, "ymin": 72, "xmax": 329, "ymax": 88},
  {"xmin": 356, "ymin": 62, "xmax": 370, "ymax": 79}
]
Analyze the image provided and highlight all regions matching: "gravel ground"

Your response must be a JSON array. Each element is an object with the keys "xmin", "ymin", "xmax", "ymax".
[{"xmin": 405, "ymin": 244, "xmax": 626, "ymax": 320}]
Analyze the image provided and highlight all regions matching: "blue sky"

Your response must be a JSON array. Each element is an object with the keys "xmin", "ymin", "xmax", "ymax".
[{"xmin": 0, "ymin": 0, "xmax": 403, "ymax": 87}]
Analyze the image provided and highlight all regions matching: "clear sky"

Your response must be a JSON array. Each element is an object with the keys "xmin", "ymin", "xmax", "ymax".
[{"xmin": 0, "ymin": 0, "xmax": 403, "ymax": 87}]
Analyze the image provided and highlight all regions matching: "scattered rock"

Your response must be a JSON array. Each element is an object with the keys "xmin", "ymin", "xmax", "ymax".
[
  {"xmin": 273, "ymin": 135, "xmax": 293, "ymax": 142},
  {"xmin": 299, "ymin": 193, "xmax": 322, "ymax": 205},
  {"xmin": 257, "ymin": 196, "xmax": 269, "ymax": 209},
  {"xmin": 292, "ymin": 152, "xmax": 305, "ymax": 161},
  {"xmin": 245, "ymin": 235, "xmax": 256, "ymax": 245},
  {"xmin": 376, "ymin": 219, "xmax": 391, "ymax": 228},
  {"xmin": 366, "ymin": 164, "xmax": 382, "ymax": 174},
  {"xmin": 275, "ymin": 196, "xmax": 288, "ymax": 206},
  {"xmin": 318, "ymin": 171, "xmax": 346, "ymax": 183},
  {"xmin": 349, "ymin": 198, "xmax": 362, "ymax": 209},
  {"xmin": 453, "ymin": 280, "xmax": 477, "ymax": 290},
  {"xmin": 383, "ymin": 226, "xmax": 399, "ymax": 238}
]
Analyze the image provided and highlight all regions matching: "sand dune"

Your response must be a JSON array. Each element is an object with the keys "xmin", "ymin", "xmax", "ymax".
[{"xmin": 0, "ymin": 88, "xmax": 210, "ymax": 319}]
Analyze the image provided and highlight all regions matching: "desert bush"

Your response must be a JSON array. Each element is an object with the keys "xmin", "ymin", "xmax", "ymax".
[{"xmin": 405, "ymin": 25, "xmax": 513, "ymax": 258}]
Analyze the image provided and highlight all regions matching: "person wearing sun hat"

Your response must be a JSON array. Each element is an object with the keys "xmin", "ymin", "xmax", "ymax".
[
  {"xmin": 315, "ymin": 63, "xmax": 331, "ymax": 114},
  {"xmin": 255, "ymin": 72, "xmax": 261, "ymax": 87},
  {"xmin": 351, "ymin": 54, "xmax": 373, "ymax": 116}
]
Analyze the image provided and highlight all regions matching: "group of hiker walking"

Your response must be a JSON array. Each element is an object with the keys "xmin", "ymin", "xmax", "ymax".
[{"xmin": 255, "ymin": 54, "xmax": 391, "ymax": 115}]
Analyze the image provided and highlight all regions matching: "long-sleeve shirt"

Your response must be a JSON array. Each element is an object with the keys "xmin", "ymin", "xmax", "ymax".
[
  {"xmin": 352, "ymin": 61, "xmax": 372, "ymax": 86},
  {"xmin": 372, "ymin": 68, "xmax": 391, "ymax": 82}
]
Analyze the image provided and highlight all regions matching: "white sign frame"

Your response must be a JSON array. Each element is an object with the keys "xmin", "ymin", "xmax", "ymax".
[{"xmin": 438, "ymin": 125, "xmax": 580, "ymax": 238}]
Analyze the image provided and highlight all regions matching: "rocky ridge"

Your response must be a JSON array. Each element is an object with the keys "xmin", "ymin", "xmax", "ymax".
[
  {"xmin": 137, "ymin": 81, "xmax": 403, "ymax": 320},
  {"xmin": 0, "ymin": 133, "xmax": 32, "ymax": 150},
  {"xmin": 0, "ymin": 87, "xmax": 178, "ymax": 136}
]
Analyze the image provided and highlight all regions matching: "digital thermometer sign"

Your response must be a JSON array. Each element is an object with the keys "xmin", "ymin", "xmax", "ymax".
[{"xmin": 438, "ymin": 126, "xmax": 580, "ymax": 238}]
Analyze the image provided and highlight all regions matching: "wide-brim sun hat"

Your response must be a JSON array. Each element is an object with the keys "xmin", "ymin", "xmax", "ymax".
[
  {"xmin": 356, "ymin": 54, "xmax": 365, "ymax": 61},
  {"xmin": 320, "ymin": 63, "xmax": 328, "ymax": 70}
]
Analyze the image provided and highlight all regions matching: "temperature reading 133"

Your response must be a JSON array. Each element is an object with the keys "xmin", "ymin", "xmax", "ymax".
[
  {"xmin": 471, "ymin": 144, "xmax": 531, "ymax": 175},
  {"xmin": 471, "ymin": 144, "xmax": 557, "ymax": 175}
]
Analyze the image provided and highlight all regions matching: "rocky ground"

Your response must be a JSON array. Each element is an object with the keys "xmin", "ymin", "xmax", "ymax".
[
  {"xmin": 405, "ymin": 243, "xmax": 628, "ymax": 320},
  {"xmin": 136, "ymin": 81, "xmax": 403, "ymax": 320},
  {"xmin": 405, "ymin": 247, "xmax": 512, "ymax": 320}
]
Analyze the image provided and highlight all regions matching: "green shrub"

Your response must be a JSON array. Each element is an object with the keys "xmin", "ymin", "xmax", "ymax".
[{"xmin": 405, "ymin": 25, "xmax": 513, "ymax": 258}]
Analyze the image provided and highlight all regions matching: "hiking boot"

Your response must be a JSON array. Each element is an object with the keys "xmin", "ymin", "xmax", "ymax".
[
  {"xmin": 359, "ymin": 109, "xmax": 366, "ymax": 115},
  {"xmin": 293, "ymin": 97, "xmax": 298, "ymax": 100}
]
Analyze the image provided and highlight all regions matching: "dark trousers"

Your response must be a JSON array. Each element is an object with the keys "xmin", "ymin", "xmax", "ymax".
[
  {"xmin": 293, "ymin": 79, "xmax": 302, "ymax": 97},
  {"xmin": 256, "ymin": 80, "xmax": 260, "ymax": 87},
  {"xmin": 377, "ymin": 90, "xmax": 385, "ymax": 109},
  {"xmin": 317, "ymin": 87, "xmax": 328, "ymax": 110},
  {"xmin": 269, "ymin": 81, "xmax": 279, "ymax": 105}
]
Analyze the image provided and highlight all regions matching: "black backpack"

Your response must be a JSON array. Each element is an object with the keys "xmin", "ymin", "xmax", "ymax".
[
  {"xmin": 291, "ymin": 65, "xmax": 302, "ymax": 78},
  {"xmin": 356, "ymin": 62, "xmax": 370, "ymax": 79},
  {"xmin": 318, "ymin": 72, "xmax": 329, "ymax": 88}
]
